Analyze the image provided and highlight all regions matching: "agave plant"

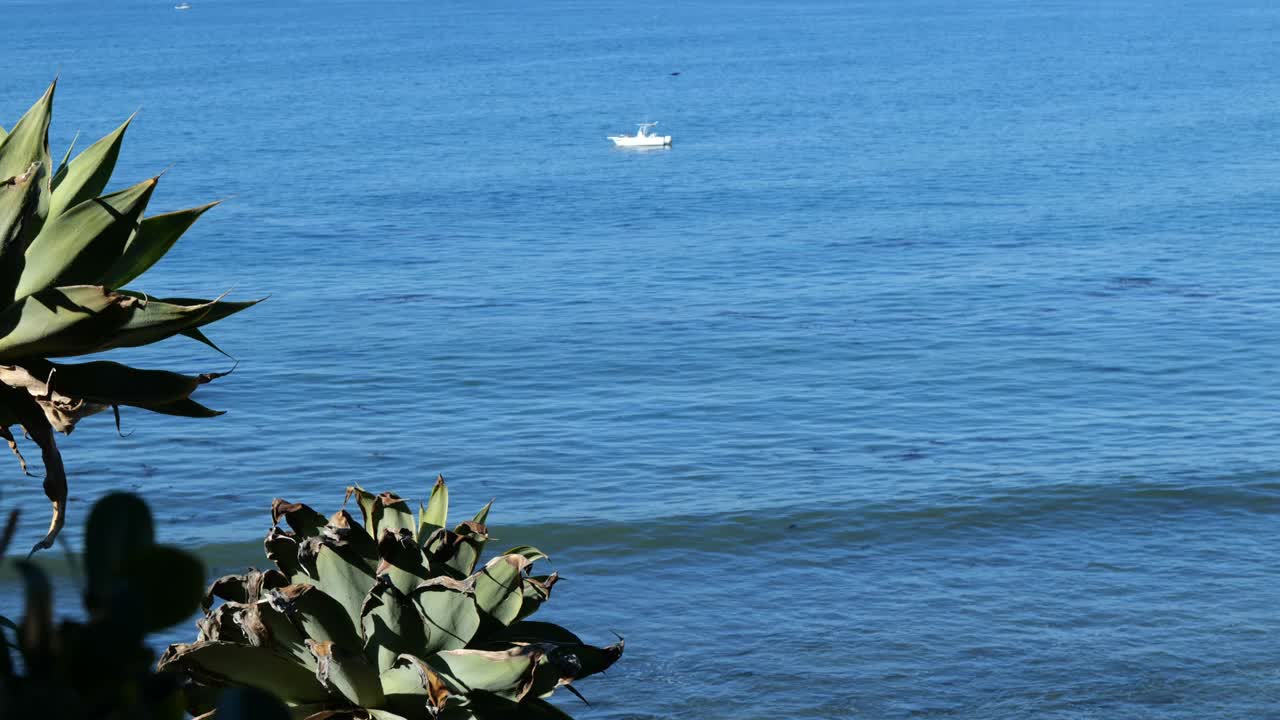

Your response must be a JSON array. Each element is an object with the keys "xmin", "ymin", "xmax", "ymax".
[
  {"xmin": 161, "ymin": 477, "xmax": 624, "ymax": 719},
  {"xmin": 0, "ymin": 81, "xmax": 256, "ymax": 553}
]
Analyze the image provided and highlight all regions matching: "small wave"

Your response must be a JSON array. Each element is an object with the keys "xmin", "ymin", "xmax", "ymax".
[
  {"xmin": 6, "ymin": 478, "xmax": 1276, "ymax": 584},
  {"xmin": 482, "ymin": 477, "xmax": 1280, "ymax": 555}
]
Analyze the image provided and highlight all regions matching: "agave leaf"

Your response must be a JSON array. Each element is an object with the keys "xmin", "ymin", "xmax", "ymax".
[
  {"xmin": 205, "ymin": 572, "xmax": 294, "ymax": 648},
  {"xmin": 379, "ymin": 661, "xmax": 429, "ymax": 697},
  {"xmin": 197, "ymin": 602, "xmax": 248, "ymax": 644},
  {"xmin": 13, "ymin": 358, "xmax": 219, "ymax": 409},
  {"xmin": 379, "ymin": 666, "xmax": 432, "ymax": 715},
  {"xmin": 0, "ymin": 384, "xmax": 67, "ymax": 553},
  {"xmin": 445, "ymin": 521, "xmax": 488, "ymax": 578},
  {"xmin": 167, "ymin": 295, "xmax": 262, "ymax": 327},
  {"xmin": 412, "ymin": 580, "xmax": 480, "ymax": 654},
  {"xmin": 158, "ymin": 641, "xmax": 330, "ymax": 704},
  {"xmin": 472, "ymin": 499, "xmax": 493, "ymax": 526},
  {"xmin": 203, "ymin": 569, "xmax": 285, "ymax": 610},
  {"xmin": 264, "ymin": 527, "xmax": 305, "ymax": 582},
  {"xmin": 472, "ymin": 554, "xmax": 526, "ymax": 628},
  {"xmin": 375, "ymin": 492, "xmax": 415, "ymax": 538},
  {"xmin": 0, "ymin": 285, "xmax": 131, "ymax": 360},
  {"xmin": 502, "ymin": 545, "xmax": 549, "ymax": 564},
  {"xmin": 343, "ymin": 488, "xmax": 415, "ymax": 542},
  {"xmin": 100, "ymin": 200, "xmax": 217, "ymax": 289},
  {"xmin": 268, "ymin": 583, "xmax": 363, "ymax": 652},
  {"xmin": 569, "ymin": 637, "xmax": 624, "ymax": 681},
  {"xmin": 380, "ymin": 654, "xmax": 458, "ymax": 717},
  {"xmin": 47, "ymin": 114, "xmax": 132, "ymax": 220},
  {"xmin": 16, "ymin": 176, "xmax": 157, "ymax": 298},
  {"xmin": 324, "ymin": 509, "xmax": 381, "ymax": 565},
  {"xmin": 516, "ymin": 573, "xmax": 558, "ymax": 622},
  {"xmin": 97, "ymin": 293, "xmax": 221, "ymax": 351},
  {"xmin": 308, "ymin": 639, "xmax": 385, "ymax": 707},
  {"xmin": 0, "ymin": 362, "xmax": 112, "ymax": 434},
  {"xmin": 0, "ymin": 425, "xmax": 26, "ymax": 478},
  {"xmin": 0, "ymin": 83, "xmax": 54, "ymax": 304},
  {"xmin": 428, "ymin": 646, "xmax": 546, "ymax": 702},
  {"xmin": 360, "ymin": 584, "xmax": 426, "ymax": 673},
  {"xmin": 49, "ymin": 130, "xmax": 78, "ymax": 191},
  {"xmin": 376, "ymin": 528, "xmax": 429, "ymax": 596},
  {"xmin": 180, "ymin": 325, "xmax": 230, "ymax": 357},
  {"xmin": 0, "ymin": 164, "xmax": 46, "ymax": 297},
  {"xmin": 346, "ymin": 485, "xmax": 379, "ymax": 538},
  {"xmin": 480, "ymin": 621, "xmax": 582, "ymax": 647},
  {"xmin": 0, "ymin": 80, "xmax": 53, "ymax": 207},
  {"xmin": 256, "ymin": 597, "xmax": 316, "ymax": 670},
  {"xmin": 140, "ymin": 396, "xmax": 224, "ymax": 418},
  {"xmin": 418, "ymin": 475, "xmax": 449, "ymax": 542},
  {"xmin": 23, "ymin": 423, "xmax": 65, "ymax": 554},
  {"xmin": 0, "ymin": 289, "xmax": 234, "ymax": 360},
  {"xmin": 271, "ymin": 499, "xmax": 328, "ymax": 538},
  {"xmin": 117, "ymin": 291, "xmax": 263, "ymax": 330},
  {"xmin": 308, "ymin": 544, "xmax": 376, "ymax": 634}
]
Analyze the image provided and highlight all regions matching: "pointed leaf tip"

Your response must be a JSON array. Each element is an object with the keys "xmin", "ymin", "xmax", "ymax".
[{"xmin": 47, "ymin": 111, "xmax": 134, "ymax": 220}]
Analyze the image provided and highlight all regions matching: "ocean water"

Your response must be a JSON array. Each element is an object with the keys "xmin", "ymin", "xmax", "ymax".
[{"xmin": 3, "ymin": 0, "xmax": 1280, "ymax": 716}]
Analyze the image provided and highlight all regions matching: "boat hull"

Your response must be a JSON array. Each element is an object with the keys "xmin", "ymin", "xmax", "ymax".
[{"xmin": 608, "ymin": 135, "xmax": 672, "ymax": 148}]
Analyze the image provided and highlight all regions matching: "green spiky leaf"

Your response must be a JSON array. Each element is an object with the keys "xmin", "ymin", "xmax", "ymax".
[
  {"xmin": 101, "ymin": 200, "xmax": 218, "ymax": 289},
  {"xmin": 472, "ymin": 499, "xmax": 493, "ymax": 526},
  {"xmin": 308, "ymin": 639, "xmax": 385, "ymax": 707},
  {"xmin": 0, "ymin": 164, "xmax": 45, "ymax": 290},
  {"xmin": 413, "ymin": 581, "xmax": 481, "ymax": 654},
  {"xmin": 361, "ymin": 584, "xmax": 426, "ymax": 673},
  {"xmin": 0, "ymin": 80, "xmax": 53, "ymax": 196},
  {"xmin": 16, "ymin": 176, "xmax": 156, "ymax": 298},
  {"xmin": 47, "ymin": 114, "xmax": 131, "ymax": 220},
  {"xmin": 418, "ymin": 475, "xmax": 449, "ymax": 542},
  {"xmin": 309, "ymin": 544, "xmax": 377, "ymax": 633},
  {"xmin": 428, "ymin": 646, "xmax": 547, "ymax": 702},
  {"xmin": 158, "ymin": 642, "xmax": 330, "ymax": 704},
  {"xmin": 375, "ymin": 492, "xmax": 416, "ymax": 539},
  {"xmin": 472, "ymin": 555, "xmax": 525, "ymax": 627},
  {"xmin": 49, "ymin": 130, "xmax": 78, "ymax": 190}
]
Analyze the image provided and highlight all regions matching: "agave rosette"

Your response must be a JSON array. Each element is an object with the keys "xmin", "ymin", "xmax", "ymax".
[
  {"xmin": 161, "ymin": 477, "xmax": 623, "ymax": 719},
  {"xmin": 0, "ymin": 81, "xmax": 256, "ymax": 552}
]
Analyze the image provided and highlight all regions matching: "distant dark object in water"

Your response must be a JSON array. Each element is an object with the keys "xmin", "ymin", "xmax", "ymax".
[
  {"xmin": 670, "ymin": 71, "xmax": 681, "ymax": 76},
  {"xmin": 1109, "ymin": 276, "xmax": 1156, "ymax": 289}
]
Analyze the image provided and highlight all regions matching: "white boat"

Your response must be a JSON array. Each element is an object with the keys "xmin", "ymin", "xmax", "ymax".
[
  {"xmin": 608, "ymin": 122, "xmax": 671, "ymax": 148},
  {"xmin": 174, "ymin": 3, "xmax": 192, "ymax": 9}
]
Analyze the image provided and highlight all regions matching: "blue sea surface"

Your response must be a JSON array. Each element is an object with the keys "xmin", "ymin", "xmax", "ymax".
[{"xmin": 4, "ymin": 0, "xmax": 1280, "ymax": 717}]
